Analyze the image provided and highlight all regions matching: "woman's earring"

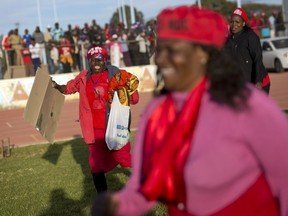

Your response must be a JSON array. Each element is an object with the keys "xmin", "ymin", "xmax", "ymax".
[{"xmin": 200, "ymin": 58, "xmax": 207, "ymax": 65}]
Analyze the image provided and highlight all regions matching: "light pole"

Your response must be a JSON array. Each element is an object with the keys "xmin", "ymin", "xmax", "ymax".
[
  {"xmin": 36, "ymin": 0, "xmax": 46, "ymax": 65},
  {"xmin": 282, "ymin": 0, "xmax": 288, "ymax": 36},
  {"xmin": 121, "ymin": 0, "xmax": 128, "ymax": 28},
  {"xmin": 15, "ymin": 22, "xmax": 20, "ymax": 31},
  {"xmin": 237, "ymin": 0, "xmax": 242, "ymax": 8},
  {"xmin": 118, "ymin": 0, "xmax": 123, "ymax": 23},
  {"xmin": 198, "ymin": 0, "xmax": 202, "ymax": 8},
  {"xmin": 36, "ymin": 0, "xmax": 43, "ymax": 30},
  {"xmin": 130, "ymin": 0, "xmax": 135, "ymax": 25},
  {"xmin": 52, "ymin": 0, "xmax": 59, "ymax": 23}
]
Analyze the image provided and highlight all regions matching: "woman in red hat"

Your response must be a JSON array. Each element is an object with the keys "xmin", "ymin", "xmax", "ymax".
[
  {"xmin": 92, "ymin": 6, "xmax": 288, "ymax": 216},
  {"xmin": 52, "ymin": 46, "xmax": 139, "ymax": 194},
  {"xmin": 225, "ymin": 8, "xmax": 271, "ymax": 94}
]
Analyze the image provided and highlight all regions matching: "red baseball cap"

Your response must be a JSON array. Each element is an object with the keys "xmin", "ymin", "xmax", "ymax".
[
  {"xmin": 86, "ymin": 46, "xmax": 108, "ymax": 61},
  {"xmin": 156, "ymin": 6, "xmax": 228, "ymax": 48},
  {"xmin": 232, "ymin": 8, "xmax": 249, "ymax": 23}
]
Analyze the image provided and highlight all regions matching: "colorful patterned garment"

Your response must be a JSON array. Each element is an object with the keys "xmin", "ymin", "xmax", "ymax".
[
  {"xmin": 59, "ymin": 46, "xmax": 73, "ymax": 66},
  {"xmin": 108, "ymin": 70, "xmax": 139, "ymax": 107}
]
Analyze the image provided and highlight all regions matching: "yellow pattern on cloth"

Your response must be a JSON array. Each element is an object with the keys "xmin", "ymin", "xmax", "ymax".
[
  {"xmin": 108, "ymin": 70, "xmax": 139, "ymax": 107},
  {"xmin": 60, "ymin": 54, "xmax": 73, "ymax": 66}
]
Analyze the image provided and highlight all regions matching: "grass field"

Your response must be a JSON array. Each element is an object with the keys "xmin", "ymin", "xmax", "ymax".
[{"xmin": 0, "ymin": 133, "xmax": 166, "ymax": 216}]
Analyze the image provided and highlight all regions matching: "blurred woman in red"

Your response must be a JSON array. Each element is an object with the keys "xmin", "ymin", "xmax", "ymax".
[{"xmin": 92, "ymin": 6, "xmax": 288, "ymax": 216}]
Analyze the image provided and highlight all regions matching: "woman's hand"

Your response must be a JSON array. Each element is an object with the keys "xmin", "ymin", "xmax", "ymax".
[
  {"xmin": 91, "ymin": 192, "xmax": 119, "ymax": 216},
  {"xmin": 255, "ymin": 82, "xmax": 262, "ymax": 90},
  {"xmin": 52, "ymin": 80, "xmax": 67, "ymax": 93},
  {"xmin": 52, "ymin": 80, "xmax": 58, "ymax": 88}
]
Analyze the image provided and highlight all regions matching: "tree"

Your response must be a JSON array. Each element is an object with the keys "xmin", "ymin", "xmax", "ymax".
[
  {"xmin": 109, "ymin": 5, "xmax": 144, "ymax": 29},
  {"xmin": 199, "ymin": 0, "xmax": 281, "ymax": 23}
]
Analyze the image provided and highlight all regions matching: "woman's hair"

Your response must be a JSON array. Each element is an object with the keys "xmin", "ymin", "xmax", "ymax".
[
  {"xmin": 202, "ymin": 44, "xmax": 251, "ymax": 109},
  {"xmin": 154, "ymin": 44, "xmax": 251, "ymax": 109}
]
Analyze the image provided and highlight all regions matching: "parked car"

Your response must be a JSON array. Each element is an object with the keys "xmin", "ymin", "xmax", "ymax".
[{"xmin": 261, "ymin": 37, "xmax": 288, "ymax": 72}]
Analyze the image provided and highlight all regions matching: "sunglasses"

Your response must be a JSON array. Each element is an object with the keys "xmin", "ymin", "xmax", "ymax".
[{"xmin": 94, "ymin": 54, "xmax": 105, "ymax": 61}]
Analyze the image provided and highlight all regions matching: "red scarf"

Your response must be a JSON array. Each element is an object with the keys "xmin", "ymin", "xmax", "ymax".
[{"xmin": 139, "ymin": 77, "xmax": 207, "ymax": 204}]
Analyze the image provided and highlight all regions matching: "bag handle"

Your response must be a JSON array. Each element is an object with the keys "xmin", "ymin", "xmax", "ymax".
[{"xmin": 112, "ymin": 91, "xmax": 120, "ymax": 106}]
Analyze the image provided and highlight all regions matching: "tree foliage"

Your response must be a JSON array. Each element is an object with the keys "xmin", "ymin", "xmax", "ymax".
[
  {"xmin": 109, "ymin": 5, "xmax": 144, "ymax": 29},
  {"xmin": 108, "ymin": 1, "xmax": 282, "ymax": 29},
  {"xmin": 198, "ymin": 0, "xmax": 282, "ymax": 20}
]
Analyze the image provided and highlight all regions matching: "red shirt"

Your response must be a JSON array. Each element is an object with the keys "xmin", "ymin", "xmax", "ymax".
[
  {"xmin": 21, "ymin": 48, "xmax": 32, "ymax": 64},
  {"xmin": 86, "ymin": 71, "xmax": 109, "ymax": 129}
]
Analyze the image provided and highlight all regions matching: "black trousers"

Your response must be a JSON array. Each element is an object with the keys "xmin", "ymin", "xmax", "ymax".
[{"xmin": 92, "ymin": 172, "xmax": 107, "ymax": 193}]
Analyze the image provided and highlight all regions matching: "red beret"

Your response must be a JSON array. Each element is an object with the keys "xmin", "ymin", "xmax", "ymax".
[
  {"xmin": 86, "ymin": 46, "xmax": 108, "ymax": 61},
  {"xmin": 156, "ymin": 6, "xmax": 228, "ymax": 48},
  {"xmin": 232, "ymin": 8, "xmax": 248, "ymax": 23}
]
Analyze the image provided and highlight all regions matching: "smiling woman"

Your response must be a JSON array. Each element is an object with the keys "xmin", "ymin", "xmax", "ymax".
[
  {"xmin": 91, "ymin": 5, "xmax": 288, "ymax": 216},
  {"xmin": 52, "ymin": 45, "xmax": 139, "ymax": 195},
  {"xmin": 225, "ymin": 7, "xmax": 271, "ymax": 94}
]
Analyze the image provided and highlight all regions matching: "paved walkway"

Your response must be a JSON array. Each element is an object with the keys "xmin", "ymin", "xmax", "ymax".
[{"xmin": 0, "ymin": 72, "xmax": 287, "ymax": 147}]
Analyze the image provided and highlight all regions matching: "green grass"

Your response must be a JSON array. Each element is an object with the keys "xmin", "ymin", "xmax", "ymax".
[{"xmin": 0, "ymin": 132, "xmax": 167, "ymax": 216}]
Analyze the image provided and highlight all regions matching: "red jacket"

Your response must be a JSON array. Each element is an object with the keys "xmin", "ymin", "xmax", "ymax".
[{"xmin": 64, "ymin": 66, "xmax": 139, "ymax": 144}]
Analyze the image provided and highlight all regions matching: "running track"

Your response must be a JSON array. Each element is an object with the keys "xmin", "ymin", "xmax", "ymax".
[{"xmin": 1, "ymin": 72, "xmax": 287, "ymax": 147}]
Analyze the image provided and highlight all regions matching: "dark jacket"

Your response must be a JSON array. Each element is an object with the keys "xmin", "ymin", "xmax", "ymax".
[{"xmin": 225, "ymin": 27, "xmax": 267, "ymax": 83}]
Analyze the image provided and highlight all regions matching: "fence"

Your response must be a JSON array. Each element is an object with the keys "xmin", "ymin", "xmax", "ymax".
[{"xmin": 1, "ymin": 39, "xmax": 155, "ymax": 79}]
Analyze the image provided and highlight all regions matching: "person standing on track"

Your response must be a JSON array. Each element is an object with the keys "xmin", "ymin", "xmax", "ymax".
[
  {"xmin": 52, "ymin": 46, "xmax": 139, "ymax": 194},
  {"xmin": 225, "ymin": 8, "xmax": 271, "ymax": 94}
]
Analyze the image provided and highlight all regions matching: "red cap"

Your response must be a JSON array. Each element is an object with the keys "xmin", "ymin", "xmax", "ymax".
[
  {"xmin": 86, "ymin": 46, "xmax": 108, "ymax": 61},
  {"xmin": 232, "ymin": 8, "xmax": 248, "ymax": 23},
  {"xmin": 156, "ymin": 6, "xmax": 228, "ymax": 48}
]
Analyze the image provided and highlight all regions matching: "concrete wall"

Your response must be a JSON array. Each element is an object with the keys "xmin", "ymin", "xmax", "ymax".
[{"xmin": 0, "ymin": 65, "xmax": 157, "ymax": 110}]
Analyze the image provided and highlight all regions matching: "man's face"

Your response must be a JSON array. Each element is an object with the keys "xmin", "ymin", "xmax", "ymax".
[{"xmin": 230, "ymin": 15, "xmax": 245, "ymax": 34}]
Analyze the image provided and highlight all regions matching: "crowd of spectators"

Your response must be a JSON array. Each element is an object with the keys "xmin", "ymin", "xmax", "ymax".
[
  {"xmin": 0, "ymin": 9, "xmax": 286, "ymax": 80},
  {"xmin": 248, "ymin": 10, "xmax": 286, "ymax": 38},
  {"xmin": 0, "ymin": 18, "xmax": 157, "ymax": 79}
]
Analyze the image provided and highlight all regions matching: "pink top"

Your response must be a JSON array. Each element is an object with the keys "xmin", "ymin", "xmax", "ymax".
[{"xmin": 116, "ymin": 86, "xmax": 288, "ymax": 216}]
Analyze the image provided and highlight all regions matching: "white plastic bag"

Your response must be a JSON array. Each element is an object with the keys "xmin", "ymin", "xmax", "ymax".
[{"xmin": 105, "ymin": 91, "xmax": 130, "ymax": 150}]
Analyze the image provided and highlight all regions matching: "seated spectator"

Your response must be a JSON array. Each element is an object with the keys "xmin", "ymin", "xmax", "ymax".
[
  {"xmin": 21, "ymin": 46, "xmax": 34, "ymax": 77},
  {"xmin": 47, "ymin": 41, "xmax": 59, "ymax": 74},
  {"xmin": 107, "ymin": 34, "xmax": 123, "ymax": 68},
  {"xmin": 8, "ymin": 28, "xmax": 23, "ymax": 66},
  {"xmin": 77, "ymin": 34, "xmax": 90, "ymax": 70},
  {"xmin": 58, "ymin": 36, "xmax": 73, "ymax": 73},
  {"xmin": 0, "ymin": 47, "xmax": 3, "ymax": 79},
  {"xmin": 119, "ymin": 29, "xmax": 132, "ymax": 66},
  {"xmin": 22, "ymin": 29, "xmax": 32, "ymax": 48},
  {"xmin": 29, "ymin": 37, "xmax": 41, "ymax": 74},
  {"xmin": 135, "ymin": 30, "xmax": 150, "ymax": 65}
]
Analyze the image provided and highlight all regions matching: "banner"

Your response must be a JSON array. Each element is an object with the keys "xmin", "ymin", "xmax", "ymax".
[{"xmin": 0, "ymin": 65, "xmax": 157, "ymax": 110}]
